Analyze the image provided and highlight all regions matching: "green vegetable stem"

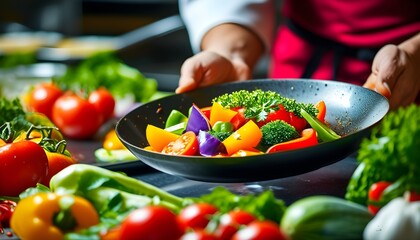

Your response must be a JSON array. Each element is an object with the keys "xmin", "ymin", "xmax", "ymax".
[
  {"xmin": 300, "ymin": 108, "xmax": 340, "ymax": 142},
  {"xmin": 50, "ymin": 164, "xmax": 184, "ymax": 214}
]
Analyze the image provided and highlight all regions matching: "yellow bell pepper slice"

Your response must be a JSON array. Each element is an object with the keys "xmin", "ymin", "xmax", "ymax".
[
  {"xmin": 222, "ymin": 120, "xmax": 262, "ymax": 155},
  {"xmin": 209, "ymin": 102, "xmax": 238, "ymax": 126},
  {"xmin": 10, "ymin": 193, "xmax": 99, "ymax": 240}
]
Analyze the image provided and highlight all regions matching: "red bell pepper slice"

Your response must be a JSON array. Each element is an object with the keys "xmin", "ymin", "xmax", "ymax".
[{"xmin": 266, "ymin": 128, "xmax": 318, "ymax": 153}]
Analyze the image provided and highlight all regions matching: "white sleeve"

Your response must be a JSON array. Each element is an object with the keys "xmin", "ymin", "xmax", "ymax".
[{"xmin": 179, "ymin": 0, "xmax": 275, "ymax": 53}]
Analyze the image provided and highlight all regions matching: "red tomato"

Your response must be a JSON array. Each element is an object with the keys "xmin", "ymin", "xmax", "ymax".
[
  {"xmin": 180, "ymin": 230, "xmax": 218, "ymax": 240},
  {"xmin": 40, "ymin": 151, "xmax": 77, "ymax": 187},
  {"xmin": 24, "ymin": 82, "xmax": 63, "ymax": 119},
  {"xmin": 118, "ymin": 206, "xmax": 183, "ymax": 240},
  {"xmin": 88, "ymin": 87, "xmax": 115, "ymax": 121},
  {"xmin": 0, "ymin": 200, "xmax": 16, "ymax": 229},
  {"xmin": 177, "ymin": 203, "xmax": 218, "ymax": 231},
  {"xmin": 368, "ymin": 181, "xmax": 392, "ymax": 214},
  {"xmin": 215, "ymin": 210, "xmax": 257, "ymax": 240},
  {"xmin": 162, "ymin": 131, "xmax": 199, "ymax": 156},
  {"xmin": 232, "ymin": 220, "xmax": 286, "ymax": 240},
  {"xmin": 407, "ymin": 191, "xmax": 420, "ymax": 202},
  {"xmin": 0, "ymin": 141, "xmax": 48, "ymax": 197},
  {"xmin": 52, "ymin": 93, "xmax": 103, "ymax": 139}
]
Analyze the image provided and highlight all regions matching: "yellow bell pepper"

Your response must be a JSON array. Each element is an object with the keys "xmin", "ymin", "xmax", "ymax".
[
  {"xmin": 10, "ymin": 193, "xmax": 99, "ymax": 240},
  {"xmin": 103, "ymin": 129, "xmax": 126, "ymax": 150}
]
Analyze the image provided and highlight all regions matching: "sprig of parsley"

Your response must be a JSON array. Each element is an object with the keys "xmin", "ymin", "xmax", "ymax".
[
  {"xmin": 213, "ymin": 89, "xmax": 317, "ymax": 122},
  {"xmin": 0, "ymin": 97, "xmax": 25, "ymax": 124}
]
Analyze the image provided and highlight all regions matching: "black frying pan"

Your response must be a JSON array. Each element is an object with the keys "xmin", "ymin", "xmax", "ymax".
[{"xmin": 116, "ymin": 79, "xmax": 389, "ymax": 183}]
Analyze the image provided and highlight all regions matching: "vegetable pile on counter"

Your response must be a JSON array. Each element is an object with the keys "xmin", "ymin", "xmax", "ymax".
[
  {"xmin": 346, "ymin": 104, "xmax": 420, "ymax": 210},
  {"xmin": 1, "ymin": 104, "xmax": 419, "ymax": 239},
  {"xmin": 0, "ymin": 97, "xmax": 77, "ymax": 233},
  {"xmin": 0, "ymin": 97, "xmax": 77, "ymax": 195},
  {"xmin": 6, "ymin": 164, "xmax": 288, "ymax": 240},
  {"xmin": 145, "ymin": 89, "xmax": 341, "ymax": 157},
  {"xmin": 345, "ymin": 104, "xmax": 420, "ymax": 240}
]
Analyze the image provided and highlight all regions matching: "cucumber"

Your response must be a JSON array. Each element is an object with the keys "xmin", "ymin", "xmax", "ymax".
[
  {"xmin": 280, "ymin": 196, "xmax": 373, "ymax": 240},
  {"xmin": 94, "ymin": 148, "xmax": 137, "ymax": 163}
]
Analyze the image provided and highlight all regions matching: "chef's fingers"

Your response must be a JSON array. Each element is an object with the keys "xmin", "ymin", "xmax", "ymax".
[
  {"xmin": 365, "ymin": 45, "xmax": 403, "ymax": 98},
  {"xmin": 176, "ymin": 57, "xmax": 203, "ymax": 94}
]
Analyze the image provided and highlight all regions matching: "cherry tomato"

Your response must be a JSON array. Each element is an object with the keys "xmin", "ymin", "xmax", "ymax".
[
  {"xmin": 0, "ymin": 200, "xmax": 16, "ymax": 231},
  {"xmin": 368, "ymin": 181, "xmax": 392, "ymax": 214},
  {"xmin": 215, "ymin": 210, "xmax": 257, "ymax": 240},
  {"xmin": 88, "ymin": 87, "xmax": 115, "ymax": 121},
  {"xmin": 180, "ymin": 230, "xmax": 218, "ymax": 240},
  {"xmin": 40, "ymin": 151, "xmax": 77, "ymax": 187},
  {"xmin": 118, "ymin": 206, "xmax": 183, "ymax": 240},
  {"xmin": 177, "ymin": 203, "xmax": 218, "ymax": 231},
  {"xmin": 162, "ymin": 131, "xmax": 199, "ymax": 156},
  {"xmin": 0, "ymin": 141, "xmax": 48, "ymax": 197},
  {"xmin": 52, "ymin": 93, "xmax": 103, "ymax": 139},
  {"xmin": 232, "ymin": 220, "xmax": 286, "ymax": 240},
  {"xmin": 23, "ymin": 82, "xmax": 63, "ymax": 119},
  {"xmin": 407, "ymin": 191, "xmax": 420, "ymax": 202}
]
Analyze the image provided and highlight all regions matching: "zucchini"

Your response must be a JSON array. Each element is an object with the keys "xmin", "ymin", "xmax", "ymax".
[{"xmin": 281, "ymin": 196, "xmax": 373, "ymax": 240}]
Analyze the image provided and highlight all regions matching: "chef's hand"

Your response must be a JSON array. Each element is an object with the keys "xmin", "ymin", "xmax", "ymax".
[
  {"xmin": 176, "ymin": 23, "xmax": 264, "ymax": 94},
  {"xmin": 175, "ymin": 51, "xmax": 251, "ymax": 94},
  {"xmin": 364, "ymin": 35, "xmax": 420, "ymax": 110}
]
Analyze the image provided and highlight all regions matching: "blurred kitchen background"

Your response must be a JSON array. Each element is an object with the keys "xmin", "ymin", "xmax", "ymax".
[{"xmin": 0, "ymin": 0, "xmax": 272, "ymax": 94}]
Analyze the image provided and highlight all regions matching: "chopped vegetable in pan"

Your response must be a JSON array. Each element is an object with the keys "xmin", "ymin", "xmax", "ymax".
[{"xmin": 144, "ymin": 90, "xmax": 340, "ymax": 156}]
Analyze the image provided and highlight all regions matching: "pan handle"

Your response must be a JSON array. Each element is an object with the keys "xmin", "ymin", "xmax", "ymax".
[{"xmin": 115, "ymin": 15, "xmax": 185, "ymax": 52}]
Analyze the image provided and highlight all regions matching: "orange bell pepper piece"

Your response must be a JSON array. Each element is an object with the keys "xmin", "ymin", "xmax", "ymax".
[
  {"xmin": 315, "ymin": 100, "xmax": 326, "ymax": 122},
  {"xmin": 223, "ymin": 120, "xmax": 262, "ymax": 155}
]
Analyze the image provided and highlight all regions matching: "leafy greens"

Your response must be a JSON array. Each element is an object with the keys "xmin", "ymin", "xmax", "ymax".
[
  {"xmin": 53, "ymin": 52, "xmax": 157, "ymax": 102},
  {"xmin": 345, "ymin": 104, "xmax": 420, "ymax": 205}
]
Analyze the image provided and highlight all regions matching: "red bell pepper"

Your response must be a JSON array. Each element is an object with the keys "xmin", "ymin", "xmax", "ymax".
[{"xmin": 266, "ymin": 128, "xmax": 318, "ymax": 153}]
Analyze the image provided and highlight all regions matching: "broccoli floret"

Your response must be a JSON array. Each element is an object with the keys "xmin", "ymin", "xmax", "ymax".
[
  {"xmin": 208, "ymin": 130, "xmax": 232, "ymax": 142},
  {"xmin": 260, "ymin": 120, "xmax": 299, "ymax": 147}
]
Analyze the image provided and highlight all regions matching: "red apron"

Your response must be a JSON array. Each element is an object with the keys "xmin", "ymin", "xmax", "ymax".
[{"xmin": 269, "ymin": 0, "xmax": 420, "ymax": 86}]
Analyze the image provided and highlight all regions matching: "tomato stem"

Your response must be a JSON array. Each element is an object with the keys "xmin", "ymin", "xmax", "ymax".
[{"xmin": 0, "ymin": 122, "xmax": 15, "ymax": 143}]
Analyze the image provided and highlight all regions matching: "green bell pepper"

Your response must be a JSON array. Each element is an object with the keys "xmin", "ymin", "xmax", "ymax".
[
  {"xmin": 165, "ymin": 110, "xmax": 188, "ymax": 129},
  {"xmin": 212, "ymin": 121, "xmax": 234, "ymax": 133},
  {"xmin": 50, "ymin": 164, "xmax": 183, "ymax": 214},
  {"xmin": 300, "ymin": 108, "xmax": 341, "ymax": 142}
]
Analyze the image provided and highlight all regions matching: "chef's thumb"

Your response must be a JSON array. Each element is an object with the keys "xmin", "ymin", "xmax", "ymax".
[{"xmin": 369, "ymin": 45, "xmax": 401, "ymax": 98}]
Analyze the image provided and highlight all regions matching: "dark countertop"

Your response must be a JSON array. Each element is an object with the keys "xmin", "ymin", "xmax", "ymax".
[{"xmin": 65, "ymin": 139, "xmax": 358, "ymax": 205}]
